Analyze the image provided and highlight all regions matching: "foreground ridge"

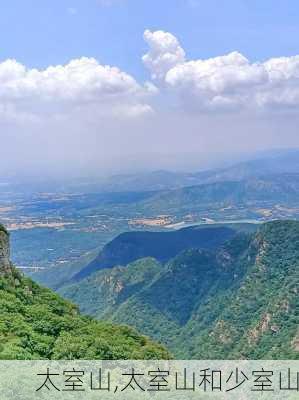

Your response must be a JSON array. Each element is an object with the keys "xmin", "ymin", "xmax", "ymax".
[{"xmin": 0, "ymin": 225, "xmax": 170, "ymax": 360}]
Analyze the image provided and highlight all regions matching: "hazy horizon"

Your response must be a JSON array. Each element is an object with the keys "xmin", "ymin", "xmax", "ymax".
[{"xmin": 0, "ymin": 146, "xmax": 298, "ymax": 186}]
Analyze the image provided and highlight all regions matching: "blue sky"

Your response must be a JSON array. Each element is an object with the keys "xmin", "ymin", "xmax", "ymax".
[
  {"xmin": 1, "ymin": 1, "xmax": 299, "ymax": 177},
  {"xmin": 2, "ymin": 0, "xmax": 299, "ymax": 78}
]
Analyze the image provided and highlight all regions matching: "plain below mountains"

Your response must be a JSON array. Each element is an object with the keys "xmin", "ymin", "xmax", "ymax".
[{"xmin": 60, "ymin": 220, "xmax": 299, "ymax": 359}]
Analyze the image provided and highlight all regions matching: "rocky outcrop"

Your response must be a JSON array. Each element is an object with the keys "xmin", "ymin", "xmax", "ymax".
[{"xmin": 0, "ymin": 225, "xmax": 11, "ymax": 273}]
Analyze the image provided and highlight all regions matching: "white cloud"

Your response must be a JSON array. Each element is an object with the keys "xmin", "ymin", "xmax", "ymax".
[
  {"xmin": 1, "ymin": 29, "xmax": 299, "ymax": 177},
  {"xmin": 4, "ymin": 31, "xmax": 299, "ymax": 125},
  {"xmin": 0, "ymin": 57, "xmax": 153, "ymax": 122},
  {"xmin": 142, "ymin": 29, "xmax": 185, "ymax": 81},
  {"xmin": 143, "ymin": 29, "xmax": 299, "ymax": 112}
]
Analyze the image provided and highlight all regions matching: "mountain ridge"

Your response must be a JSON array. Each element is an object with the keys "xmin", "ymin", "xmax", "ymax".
[
  {"xmin": 60, "ymin": 220, "xmax": 299, "ymax": 359},
  {"xmin": 0, "ymin": 226, "xmax": 170, "ymax": 359},
  {"xmin": 73, "ymin": 225, "xmax": 239, "ymax": 281}
]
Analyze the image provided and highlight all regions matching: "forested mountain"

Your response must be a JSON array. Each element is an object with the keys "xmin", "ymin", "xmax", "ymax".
[
  {"xmin": 0, "ymin": 225, "xmax": 169, "ymax": 360},
  {"xmin": 136, "ymin": 174, "xmax": 299, "ymax": 215},
  {"xmin": 73, "ymin": 225, "xmax": 238, "ymax": 280},
  {"xmin": 60, "ymin": 220, "xmax": 299, "ymax": 359},
  {"xmin": 7, "ymin": 168, "xmax": 299, "ymax": 281}
]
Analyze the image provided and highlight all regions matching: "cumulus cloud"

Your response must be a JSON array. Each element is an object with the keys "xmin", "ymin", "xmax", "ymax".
[
  {"xmin": 142, "ymin": 29, "xmax": 185, "ymax": 81},
  {"xmin": 0, "ymin": 57, "xmax": 153, "ymax": 122},
  {"xmin": 143, "ymin": 29, "xmax": 299, "ymax": 112},
  {"xmin": 1, "ymin": 29, "xmax": 299, "ymax": 178},
  {"xmin": 3, "ymin": 32, "xmax": 299, "ymax": 125}
]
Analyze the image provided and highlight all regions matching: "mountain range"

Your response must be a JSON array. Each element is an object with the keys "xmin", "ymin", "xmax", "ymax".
[
  {"xmin": 74, "ymin": 224, "xmax": 241, "ymax": 281},
  {"xmin": 60, "ymin": 220, "xmax": 299, "ymax": 359},
  {"xmin": 91, "ymin": 148, "xmax": 299, "ymax": 193},
  {"xmin": 2, "ymin": 148, "xmax": 299, "ymax": 194},
  {"xmin": 2, "ymin": 149, "xmax": 299, "ymax": 360},
  {"xmin": 134, "ymin": 174, "xmax": 299, "ymax": 216}
]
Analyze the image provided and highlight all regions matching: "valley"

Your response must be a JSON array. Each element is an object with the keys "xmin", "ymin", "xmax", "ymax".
[
  {"xmin": 2, "ymin": 173, "xmax": 299, "ymax": 278},
  {"xmin": 0, "ymin": 225, "xmax": 169, "ymax": 359},
  {"xmin": 0, "ymin": 151, "xmax": 298, "ymax": 360},
  {"xmin": 2, "ymin": 1, "xmax": 299, "ymax": 364},
  {"xmin": 60, "ymin": 220, "xmax": 299, "ymax": 359}
]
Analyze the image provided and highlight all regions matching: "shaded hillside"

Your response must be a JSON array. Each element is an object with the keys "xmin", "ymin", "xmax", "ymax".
[
  {"xmin": 60, "ymin": 258, "xmax": 163, "ymax": 318},
  {"xmin": 0, "ymin": 225, "xmax": 169, "ymax": 360},
  {"xmin": 61, "ymin": 221, "xmax": 299, "ymax": 359},
  {"xmin": 74, "ymin": 225, "xmax": 237, "ymax": 280},
  {"xmin": 177, "ymin": 220, "xmax": 299, "ymax": 359}
]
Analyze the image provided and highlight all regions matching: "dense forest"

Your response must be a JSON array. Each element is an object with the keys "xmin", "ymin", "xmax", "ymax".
[
  {"xmin": 0, "ymin": 225, "xmax": 170, "ymax": 360},
  {"xmin": 61, "ymin": 221, "xmax": 299, "ymax": 359}
]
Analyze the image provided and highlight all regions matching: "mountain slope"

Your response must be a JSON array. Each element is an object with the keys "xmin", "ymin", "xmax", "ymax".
[
  {"xmin": 74, "ymin": 225, "xmax": 237, "ymax": 280},
  {"xmin": 61, "ymin": 257, "xmax": 162, "ymax": 318},
  {"xmin": 107, "ymin": 233, "xmax": 252, "ymax": 348},
  {"xmin": 177, "ymin": 220, "xmax": 299, "ymax": 359},
  {"xmin": 137, "ymin": 174, "xmax": 299, "ymax": 215},
  {"xmin": 61, "ymin": 221, "xmax": 299, "ymax": 359},
  {"xmin": 0, "ymin": 225, "xmax": 170, "ymax": 360}
]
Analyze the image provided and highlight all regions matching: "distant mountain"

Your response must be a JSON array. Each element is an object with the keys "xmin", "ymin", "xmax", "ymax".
[
  {"xmin": 60, "ymin": 220, "xmax": 299, "ymax": 359},
  {"xmin": 136, "ymin": 174, "xmax": 299, "ymax": 215},
  {"xmin": 2, "ymin": 149, "xmax": 299, "ymax": 195},
  {"xmin": 73, "ymin": 225, "xmax": 239, "ymax": 281},
  {"xmin": 62, "ymin": 173, "xmax": 299, "ymax": 223},
  {"xmin": 92, "ymin": 149, "xmax": 299, "ymax": 192},
  {"xmin": 99, "ymin": 170, "xmax": 203, "ymax": 192},
  {"xmin": 0, "ymin": 225, "xmax": 169, "ymax": 359},
  {"xmin": 194, "ymin": 149, "xmax": 299, "ymax": 184}
]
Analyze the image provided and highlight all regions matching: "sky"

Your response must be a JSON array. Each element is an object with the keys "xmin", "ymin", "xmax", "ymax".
[{"xmin": 1, "ymin": 0, "xmax": 299, "ymax": 178}]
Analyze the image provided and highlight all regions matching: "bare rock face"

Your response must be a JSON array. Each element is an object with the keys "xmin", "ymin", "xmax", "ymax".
[{"xmin": 0, "ymin": 226, "xmax": 11, "ymax": 273}]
